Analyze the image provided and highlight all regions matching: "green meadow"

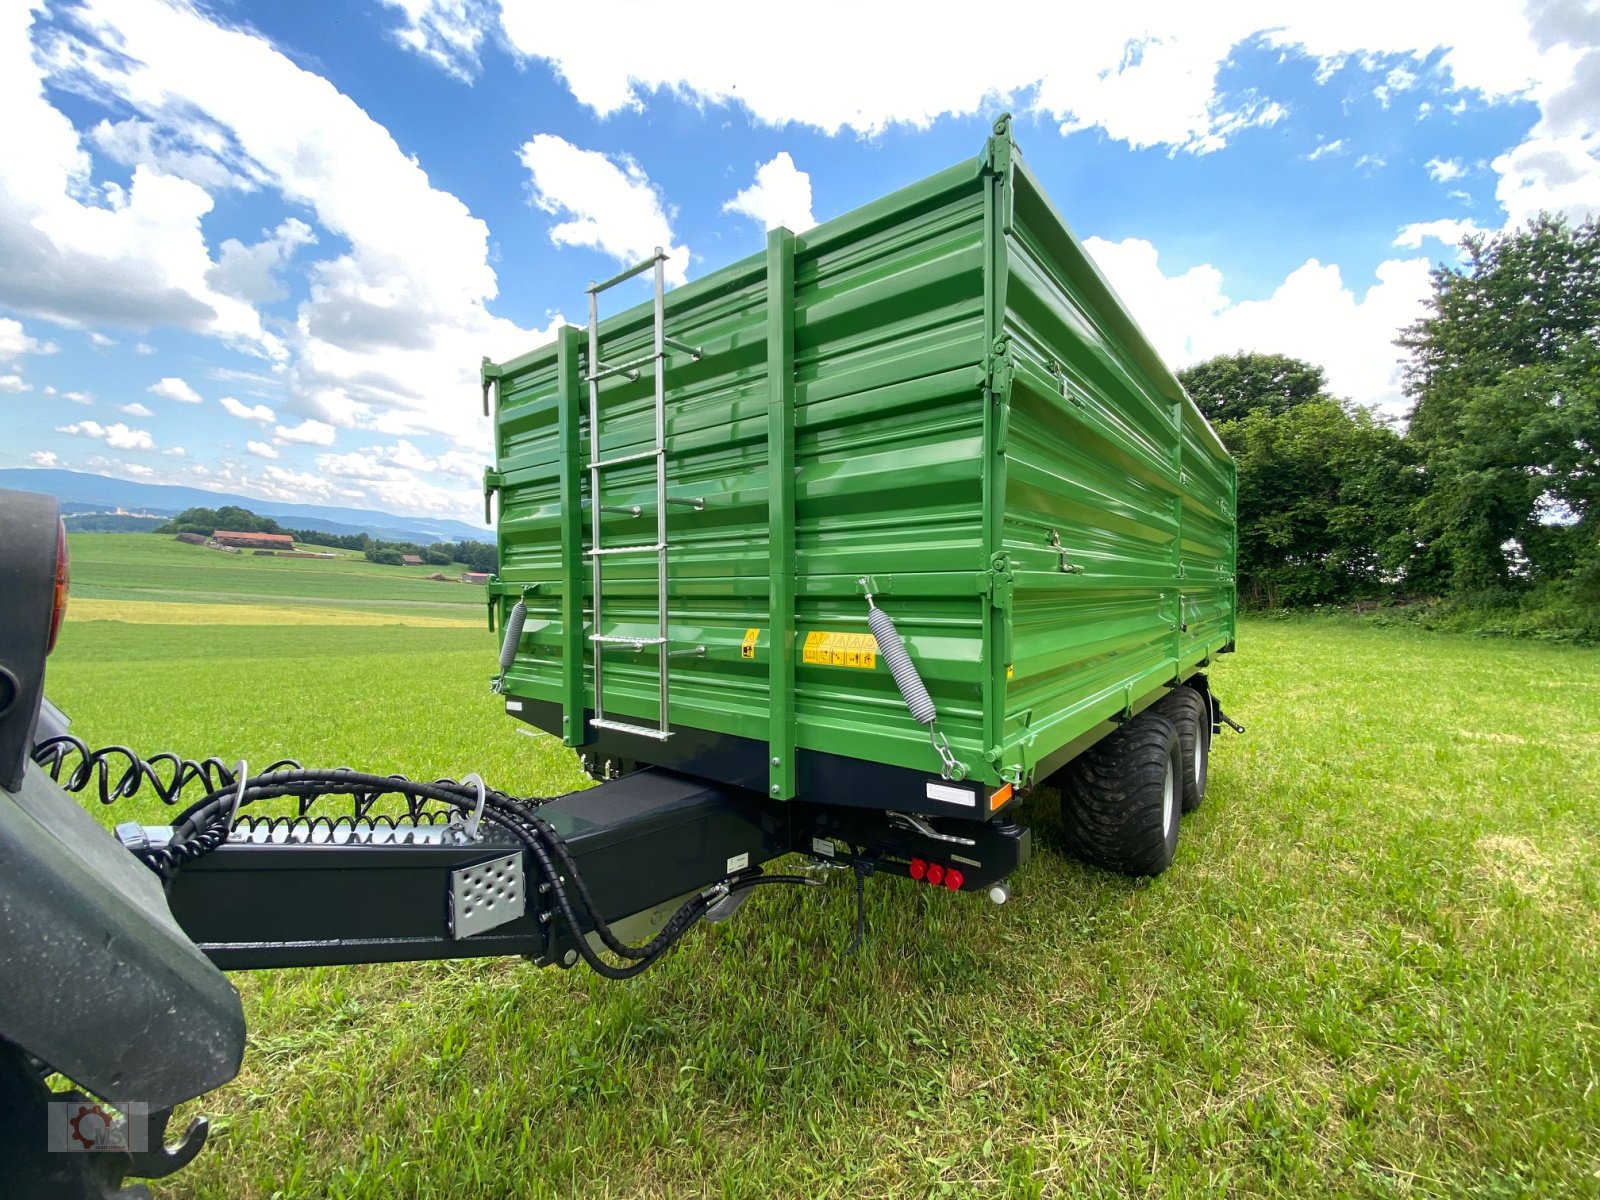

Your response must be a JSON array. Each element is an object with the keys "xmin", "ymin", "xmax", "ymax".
[{"xmin": 41, "ymin": 533, "xmax": 1600, "ymax": 1198}]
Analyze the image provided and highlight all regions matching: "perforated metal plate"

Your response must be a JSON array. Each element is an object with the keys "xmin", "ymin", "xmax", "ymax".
[{"xmin": 448, "ymin": 852, "xmax": 525, "ymax": 939}]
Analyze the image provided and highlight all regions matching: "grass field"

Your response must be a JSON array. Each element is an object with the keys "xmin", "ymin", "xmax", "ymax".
[
  {"xmin": 69, "ymin": 533, "xmax": 484, "ymax": 613},
  {"xmin": 43, "ymin": 535, "xmax": 1600, "ymax": 1198}
]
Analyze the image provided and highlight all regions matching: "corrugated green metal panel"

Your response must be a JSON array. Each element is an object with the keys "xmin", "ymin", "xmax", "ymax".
[
  {"xmin": 491, "ymin": 161, "xmax": 995, "ymax": 781},
  {"xmin": 993, "ymin": 152, "xmax": 1236, "ymax": 779},
  {"xmin": 487, "ymin": 122, "xmax": 1236, "ymax": 795}
]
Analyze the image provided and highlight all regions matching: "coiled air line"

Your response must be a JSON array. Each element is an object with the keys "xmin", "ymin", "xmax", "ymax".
[{"xmin": 860, "ymin": 580, "xmax": 968, "ymax": 781}]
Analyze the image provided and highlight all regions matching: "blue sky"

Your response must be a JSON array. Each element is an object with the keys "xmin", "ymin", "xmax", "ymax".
[{"xmin": 2, "ymin": 0, "xmax": 1596, "ymax": 524}]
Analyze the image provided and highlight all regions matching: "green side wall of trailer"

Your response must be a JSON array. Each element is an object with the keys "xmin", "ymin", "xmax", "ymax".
[{"xmin": 484, "ymin": 116, "xmax": 1236, "ymax": 808}]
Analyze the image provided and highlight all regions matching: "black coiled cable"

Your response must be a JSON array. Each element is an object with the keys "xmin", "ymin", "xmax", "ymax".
[
  {"xmin": 39, "ymin": 745, "xmax": 816, "ymax": 979},
  {"xmin": 32, "ymin": 735, "xmax": 300, "ymax": 806}
]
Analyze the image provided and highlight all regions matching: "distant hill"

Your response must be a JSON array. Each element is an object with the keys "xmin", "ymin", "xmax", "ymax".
[{"xmin": 1, "ymin": 468, "xmax": 490, "ymax": 545}]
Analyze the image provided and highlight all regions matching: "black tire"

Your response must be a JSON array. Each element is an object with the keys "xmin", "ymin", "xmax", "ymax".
[
  {"xmin": 1058, "ymin": 711, "xmax": 1182, "ymax": 877},
  {"xmin": 1153, "ymin": 685, "xmax": 1209, "ymax": 813}
]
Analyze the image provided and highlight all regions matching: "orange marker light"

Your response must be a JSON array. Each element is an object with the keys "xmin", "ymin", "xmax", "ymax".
[{"xmin": 989, "ymin": 783, "xmax": 1014, "ymax": 812}]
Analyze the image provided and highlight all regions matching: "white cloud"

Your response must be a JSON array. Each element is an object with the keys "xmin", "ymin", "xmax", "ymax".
[
  {"xmin": 1393, "ymin": 218, "xmax": 1488, "ymax": 251},
  {"xmin": 378, "ymin": 0, "xmax": 492, "ymax": 82},
  {"xmin": 220, "ymin": 395, "xmax": 275, "ymax": 424},
  {"xmin": 0, "ymin": 5, "xmax": 280, "ymax": 353},
  {"xmin": 89, "ymin": 114, "xmax": 264, "ymax": 193},
  {"xmin": 0, "ymin": 374, "xmax": 29, "ymax": 394},
  {"xmin": 16, "ymin": 0, "xmax": 550, "ymax": 446},
  {"xmin": 88, "ymin": 331, "xmax": 115, "ymax": 348},
  {"xmin": 119, "ymin": 401, "xmax": 153, "ymax": 416},
  {"xmin": 207, "ymin": 218, "xmax": 317, "ymax": 304},
  {"xmin": 246, "ymin": 439, "xmax": 280, "ymax": 459},
  {"xmin": 275, "ymin": 418, "xmax": 337, "ymax": 446},
  {"xmin": 0, "ymin": 317, "xmax": 58, "ymax": 361},
  {"xmin": 62, "ymin": 390, "xmax": 92, "ymax": 405},
  {"xmin": 1426, "ymin": 156, "xmax": 1466, "ymax": 183},
  {"xmin": 133, "ymin": 342, "xmax": 155, "ymax": 355},
  {"xmin": 148, "ymin": 376, "xmax": 202, "ymax": 403},
  {"xmin": 30, "ymin": 450, "xmax": 60, "ymax": 467},
  {"xmin": 163, "ymin": 446, "xmax": 187, "ymax": 457},
  {"xmin": 723, "ymin": 152, "xmax": 815, "ymax": 232},
  {"xmin": 1493, "ymin": 134, "xmax": 1600, "ymax": 228},
  {"xmin": 481, "ymin": 2, "xmax": 1549, "ymax": 153},
  {"xmin": 519, "ymin": 134, "xmax": 688, "ymax": 286},
  {"xmin": 56, "ymin": 419, "xmax": 156, "ymax": 450},
  {"xmin": 1084, "ymin": 236, "xmax": 1433, "ymax": 417},
  {"xmin": 1307, "ymin": 139, "xmax": 1346, "ymax": 161},
  {"xmin": 489, "ymin": 4, "xmax": 1600, "ymax": 216}
]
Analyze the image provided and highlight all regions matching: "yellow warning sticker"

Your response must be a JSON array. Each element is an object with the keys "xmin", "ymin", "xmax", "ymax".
[
  {"xmin": 802, "ymin": 630, "xmax": 877, "ymax": 669},
  {"xmin": 740, "ymin": 628, "xmax": 760, "ymax": 660}
]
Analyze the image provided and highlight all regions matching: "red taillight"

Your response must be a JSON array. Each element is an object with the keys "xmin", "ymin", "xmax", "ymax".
[
  {"xmin": 46, "ymin": 519, "xmax": 69, "ymax": 655},
  {"xmin": 925, "ymin": 862, "xmax": 945, "ymax": 887},
  {"xmin": 944, "ymin": 868, "xmax": 964, "ymax": 891},
  {"xmin": 908, "ymin": 857, "xmax": 927, "ymax": 881}
]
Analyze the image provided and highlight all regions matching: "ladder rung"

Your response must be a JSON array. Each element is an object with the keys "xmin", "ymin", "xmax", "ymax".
[
  {"xmin": 590, "ymin": 718, "xmax": 672, "ymax": 741},
  {"xmin": 590, "ymin": 635, "xmax": 667, "ymax": 646},
  {"xmin": 590, "ymin": 448, "xmax": 661, "ymax": 471},
  {"xmin": 587, "ymin": 542, "xmax": 667, "ymax": 557},
  {"xmin": 588, "ymin": 352, "xmax": 655, "ymax": 383},
  {"xmin": 588, "ymin": 251, "xmax": 666, "ymax": 295}
]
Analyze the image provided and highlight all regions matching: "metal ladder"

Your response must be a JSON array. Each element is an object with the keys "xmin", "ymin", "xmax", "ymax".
[{"xmin": 585, "ymin": 247, "xmax": 700, "ymax": 742}]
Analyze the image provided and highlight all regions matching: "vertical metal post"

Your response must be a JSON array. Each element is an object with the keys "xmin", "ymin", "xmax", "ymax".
[
  {"xmin": 587, "ymin": 283, "xmax": 606, "ymax": 726},
  {"xmin": 765, "ymin": 229, "xmax": 797, "ymax": 800},
  {"xmin": 556, "ymin": 326, "xmax": 589, "ymax": 746},
  {"xmin": 653, "ymin": 249, "xmax": 670, "ymax": 734}
]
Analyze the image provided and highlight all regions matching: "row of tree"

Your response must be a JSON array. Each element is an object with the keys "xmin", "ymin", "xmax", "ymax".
[
  {"xmin": 156, "ymin": 506, "xmax": 498, "ymax": 573},
  {"xmin": 1178, "ymin": 215, "xmax": 1596, "ymax": 633}
]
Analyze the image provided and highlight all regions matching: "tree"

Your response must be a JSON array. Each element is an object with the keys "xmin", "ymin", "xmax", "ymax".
[
  {"xmin": 156, "ymin": 505, "xmax": 281, "ymax": 535},
  {"xmin": 1399, "ymin": 215, "xmax": 1600, "ymax": 594},
  {"xmin": 1220, "ymin": 400, "xmax": 1421, "ymax": 607},
  {"xmin": 366, "ymin": 548, "xmax": 404, "ymax": 566},
  {"xmin": 1178, "ymin": 353, "xmax": 1331, "ymax": 425}
]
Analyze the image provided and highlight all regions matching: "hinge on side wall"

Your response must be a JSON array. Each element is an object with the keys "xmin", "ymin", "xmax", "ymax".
[
  {"xmin": 480, "ymin": 358, "xmax": 503, "ymax": 417},
  {"xmin": 982, "ymin": 112, "xmax": 1014, "ymax": 177},
  {"xmin": 985, "ymin": 338, "xmax": 1014, "ymax": 398},
  {"xmin": 982, "ymin": 553, "xmax": 1015, "ymax": 609},
  {"xmin": 482, "ymin": 468, "xmax": 505, "ymax": 525}
]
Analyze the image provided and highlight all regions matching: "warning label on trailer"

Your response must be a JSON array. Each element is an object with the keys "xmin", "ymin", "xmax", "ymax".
[
  {"xmin": 802, "ymin": 631, "xmax": 877, "ymax": 669},
  {"xmin": 740, "ymin": 628, "xmax": 759, "ymax": 660}
]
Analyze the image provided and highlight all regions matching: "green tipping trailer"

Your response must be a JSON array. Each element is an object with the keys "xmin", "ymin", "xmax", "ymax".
[{"xmin": 484, "ymin": 115, "xmax": 1236, "ymax": 840}]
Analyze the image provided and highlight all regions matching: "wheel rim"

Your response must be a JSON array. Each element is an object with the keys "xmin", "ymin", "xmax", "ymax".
[{"xmin": 1162, "ymin": 755, "xmax": 1175, "ymax": 839}]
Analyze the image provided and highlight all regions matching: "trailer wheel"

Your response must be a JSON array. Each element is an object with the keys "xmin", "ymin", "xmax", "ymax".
[
  {"xmin": 1154, "ymin": 685, "xmax": 1209, "ymax": 813},
  {"xmin": 1058, "ymin": 711, "xmax": 1182, "ymax": 877}
]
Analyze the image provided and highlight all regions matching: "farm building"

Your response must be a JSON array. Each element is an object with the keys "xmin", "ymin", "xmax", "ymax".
[
  {"xmin": 401, "ymin": 554, "xmax": 425, "ymax": 566},
  {"xmin": 213, "ymin": 530, "xmax": 295, "ymax": 551},
  {"xmin": 461, "ymin": 571, "xmax": 490, "ymax": 585}
]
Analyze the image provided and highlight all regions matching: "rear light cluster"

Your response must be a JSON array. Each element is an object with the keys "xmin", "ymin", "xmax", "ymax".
[{"xmin": 907, "ymin": 857, "xmax": 964, "ymax": 891}]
